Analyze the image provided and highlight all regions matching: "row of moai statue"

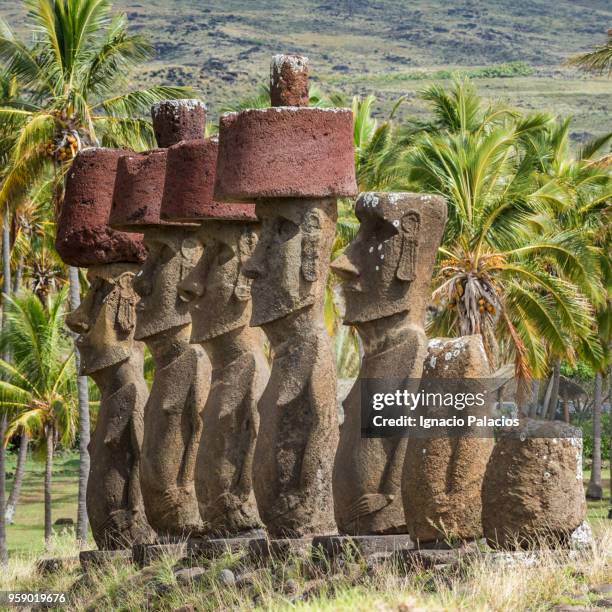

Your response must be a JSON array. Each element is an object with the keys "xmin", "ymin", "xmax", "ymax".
[{"xmin": 56, "ymin": 55, "xmax": 587, "ymax": 553}]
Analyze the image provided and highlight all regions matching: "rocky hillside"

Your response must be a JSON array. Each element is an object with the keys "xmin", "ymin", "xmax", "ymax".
[{"xmin": 4, "ymin": 0, "xmax": 611, "ymax": 136}]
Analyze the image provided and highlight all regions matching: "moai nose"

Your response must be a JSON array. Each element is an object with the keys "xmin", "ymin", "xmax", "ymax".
[
  {"xmin": 242, "ymin": 255, "xmax": 263, "ymax": 280},
  {"xmin": 177, "ymin": 278, "xmax": 203, "ymax": 303},
  {"xmin": 65, "ymin": 309, "xmax": 89, "ymax": 334},
  {"xmin": 331, "ymin": 254, "xmax": 359, "ymax": 280}
]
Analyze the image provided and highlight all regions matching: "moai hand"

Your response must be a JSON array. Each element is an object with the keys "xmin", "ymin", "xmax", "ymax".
[
  {"xmin": 109, "ymin": 100, "xmax": 211, "ymax": 538},
  {"xmin": 58, "ymin": 148, "xmax": 154, "ymax": 550},
  {"xmin": 163, "ymin": 136, "xmax": 269, "ymax": 537},
  {"xmin": 214, "ymin": 55, "xmax": 357, "ymax": 538},
  {"xmin": 331, "ymin": 192, "xmax": 447, "ymax": 535}
]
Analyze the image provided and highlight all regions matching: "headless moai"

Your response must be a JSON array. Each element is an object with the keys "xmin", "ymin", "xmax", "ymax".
[
  {"xmin": 162, "ymin": 135, "xmax": 269, "ymax": 537},
  {"xmin": 331, "ymin": 192, "xmax": 447, "ymax": 535},
  {"xmin": 482, "ymin": 419, "xmax": 587, "ymax": 550},
  {"xmin": 109, "ymin": 100, "xmax": 211, "ymax": 537},
  {"xmin": 58, "ymin": 148, "xmax": 154, "ymax": 549},
  {"xmin": 402, "ymin": 336, "xmax": 495, "ymax": 546},
  {"xmin": 214, "ymin": 55, "xmax": 357, "ymax": 537}
]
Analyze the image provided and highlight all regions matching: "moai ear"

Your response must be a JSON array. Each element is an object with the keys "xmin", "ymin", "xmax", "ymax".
[
  {"xmin": 301, "ymin": 210, "xmax": 322, "ymax": 283},
  {"xmin": 234, "ymin": 227, "xmax": 258, "ymax": 301},
  {"xmin": 115, "ymin": 271, "xmax": 137, "ymax": 333},
  {"xmin": 396, "ymin": 211, "xmax": 421, "ymax": 282}
]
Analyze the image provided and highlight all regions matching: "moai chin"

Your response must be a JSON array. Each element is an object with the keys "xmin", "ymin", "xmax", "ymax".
[
  {"xmin": 162, "ymin": 136, "xmax": 269, "ymax": 537},
  {"xmin": 109, "ymin": 100, "xmax": 211, "ymax": 538},
  {"xmin": 331, "ymin": 192, "xmax": 447, "ymax": 535},
  {"xmin": 214, "ymin": 56, "xmax": 357, "ymax": 538},
  {"xmin": 57, "ymin": 148, "xmax": 154, "ymax": 550}
]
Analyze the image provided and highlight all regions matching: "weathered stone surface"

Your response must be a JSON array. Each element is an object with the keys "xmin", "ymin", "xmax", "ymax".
[
  {"xmin": 66, "ymin": 264, "xmax": 155, "ymax": 550},
  {"xmin": 270, "ymin": 54, "xmax": 310, "ymax": 107},
  {"xmin": 248, "ymin": 537, "xmax": 313, "ymax": 563},
  {"xmin": 394, "ymin": 547, "xmax": 479, "ymax": 571},
  {"xmin": 133, "ymin": 227, "xmax": 211, "ymax": 537},
  {"xmin": 244, "ymin": 198, "xmax": 339, "ymax": 537},
  {"xmin": 132, "ymin": 542, "xmax": 187, "ymax": 568},
  {"xmin": 110, "ymin": 150, "xmax": 176, "ymax": 230},
  {"xmin": 331, "ymin": 192, "xmax": 447, "ymax": 535},
  {"xmin": 36, "ymin": 556, "xmax": 79, "ymax": 575},
  {"xmin": 482, "ymin": 419, "xmax": 586, "ymax": 550},
  {"xmin": 174, "ymin": 566, "xmax": 207, "ymax": 586},
  {"xmin": 79, "ymin": 549, "xmax": 132, "ymax": 570},
  {"xmin": 187, "ymin": 536, "xmax": 262, "ymax": 560},
  {"xmin": 161, "ymin": 138, "xmax": 257, "ymax": 222},
  {"xmin": 214, "ymin": 108, "xmax": 357, "ymax": 201},
  {"xmin": 56, "ymin": 148, "xmax": 146, "ymax": 266},
  {"xmin": 402, "ymin": 335, "xmax": 494, "ymax": 546},
  {"xmin": 151, "ymin": 99, "xmax": 206, "ymax": 148},
  {"xmin": 312, "ymin": 534, "xmax": 413, "ymax": 560},
  {"xmin": 178, "ymin": 221, "xmax": 268, "ymax": 536}
]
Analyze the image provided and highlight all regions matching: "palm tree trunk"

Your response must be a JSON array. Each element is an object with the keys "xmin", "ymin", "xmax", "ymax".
[
  {"xmin": 528, "ymin": 379, "xmax": 540, "ymax": 418},
  {"xmin": 587, "ymin": 373, "xmax": 603, "ymax": 500},
  {"xmin": 68, "ymin": 266, "xmax": 90, "ymax": 545},
  {"xmin": 546, "ymin": 358, "xmax": 561, "ymax": 420},
  {"xmin": 11, "ymin": 257, "xmax": 22, "ymax": 295},
  {"xmin": 0, "ymin": 209, "xmax": 11, "ymax": 565},
  {"xmin": 44, "ymin": 424, "xmax": 54, "ymax": 545},
  {"xmin": 5, "ymin": 433, "xmax": 28, "ymax": 524},
  {"xmin": 562, "ymin": 392, "xmax": 570, "ymax": 423}
]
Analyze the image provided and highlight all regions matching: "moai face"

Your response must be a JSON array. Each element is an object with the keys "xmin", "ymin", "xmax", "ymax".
[
  {"xmin": 332, "ymin": 193, "xmax": 445, "ymax": 325},
  {"xmin": 243, "ymin": 199, "xmax": 336, "ymax": 327},
  {"xmin": 66, "ymin": 265, "xmax": 139, "ymax": 375},
  {"xmin": 178, "ymin": 221, "xmax": 258, "ymax": 342},
  {"xmin": 132, "ymin": 227, "xmax": 202, "ymax": 341}
]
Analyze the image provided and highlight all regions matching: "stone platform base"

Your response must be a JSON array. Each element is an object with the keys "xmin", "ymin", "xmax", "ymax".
[
  {"xmin": 80, "ymin": 549, "xmax": 132, "ymax": 570},
  {"xmin": 132, "ymin": 541, "xmax": 187, "ymax": 568},
  {"xmin": 249, "ymin": 537, "xmax": 313, "ymax": 564},
  {"xmin": 312, "ymin": 534, "xmax": 413, "ymax": 561},
  {"xmin": 187, "ymin": 537, "xmax": 259, "ymax": 560}
]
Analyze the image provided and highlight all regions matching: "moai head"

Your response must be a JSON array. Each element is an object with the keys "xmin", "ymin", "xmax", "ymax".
[
  {"xmin": 56, "ymin": 147, "xmax": 147, "ymax": 372},
  {"xmin": 66, "ymin": 264, "xmax": 140, "ymax": 375},
  {"xmin": 178, "ymin": 222, "xmax": 258, "ymax": 342},
  {"xmin": 332, "ymin": 192, "xmax": 447, "ymax": 325},
  {"xmin": 131, "ymin": 227, "xmax": 201, "ymax": 341},
  {"xmin": 214, "ymin": 56, "xmax": 357, "ymax": 328},
  {"xmin": 159, "ymin": 132, "xmax": 259, "ymax": 342},
  {"xmin": 108, "ymin": 99, "xmax": 209, "ymax": 341},
  {"xmin": 243, "ymin": 198, "xmax": 337, "ymax": 326}
]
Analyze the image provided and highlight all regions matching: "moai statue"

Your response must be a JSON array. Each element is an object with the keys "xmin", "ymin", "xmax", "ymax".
[
  {"xmin": 214, "ymin": 55, "xmax": 357, "ymax": 538},
  {"xmin": 109, "ymin": 100, "xmax": 211, "ymax": 538},
  {"xmin": 482, "ymin": 419, "xmax": 587, "ymax": 550},
  {"xmin": 57, "ymin": 148, "xmax": 154, "ymax": 549},
  {"xmin": 402, "ymin": 336, "xmax": 495, "ymax": 546},
  {"xmin": 331, "ymin": 192, "xmax": 447, "ymax": 536},
  {"xmin": 161, "ymin": 136, "xmax": 269, "ymax": 537}
]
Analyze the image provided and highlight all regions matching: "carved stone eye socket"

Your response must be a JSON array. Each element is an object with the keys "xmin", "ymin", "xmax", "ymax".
[{"xmin": 180, "ymin": 237, "xmax": 203, "ymax": 265}]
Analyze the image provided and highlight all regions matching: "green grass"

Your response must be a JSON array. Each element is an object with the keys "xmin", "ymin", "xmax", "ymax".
[{"xmin": 4, "ymin": 450, "xmax": 88, "ymax": 555}]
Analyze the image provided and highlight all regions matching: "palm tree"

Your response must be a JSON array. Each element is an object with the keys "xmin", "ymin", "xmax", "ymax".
[
  {"xmin": 400, "ymin": 79, "xmax": 605, "ymax": 392},
  {"xmin": 568, "ymin": 29, "xmax": 612, "ymax": 76},
  {"xmin": 0, "ymin": 289, "xmax": 77, "ymax": 544},
  {"xmin": 0, "ymin": 0, "xmax": 196, "ymax": 543}
]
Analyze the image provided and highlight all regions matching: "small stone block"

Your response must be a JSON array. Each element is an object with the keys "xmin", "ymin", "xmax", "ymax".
[
  {"xmin": 394, "ymin": 548, "xmax": 478, "ymax": 571},
  {"xmin": 248, "ymin": 537, "xmax": 313, "ymax": 564},
  {"xmin": 36, "ymin": 556, "xmax": 79, "ymax": 575},
  {"xmin": 312, "ymin": 534, "xmax": 413, "ymax": 561},
  {"xmin": 80, "ymin": 549, "xmax": 132, "ymax": 571},
  {"xmin": 132, "ymin": 542, "xmax": 187, "ymax": 568},
  {"xmin": 187, "ymin": 537, "xmax": 256, "ymax": 560}
]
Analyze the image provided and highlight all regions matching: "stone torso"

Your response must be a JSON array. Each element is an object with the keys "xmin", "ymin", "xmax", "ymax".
[
  {"xmin": 140, "ymin": 344, "xmax": 210, "ymax": 536},
  {"xmin": 253, "ymin": 327, "xmax": 338, "ymax": 538},
  {"xmin": 87, "ymin": 355, "xmax": 154, "ymax": 549}
]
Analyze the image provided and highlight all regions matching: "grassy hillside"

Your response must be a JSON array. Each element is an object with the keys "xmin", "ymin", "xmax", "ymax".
[{"xmin": 2, "ymin": 0, "xmax": 610, "ymax": 137}]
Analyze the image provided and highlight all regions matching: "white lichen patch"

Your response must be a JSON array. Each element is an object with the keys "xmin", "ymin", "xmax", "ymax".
[
  {"xmin": 152, "ymin": 99, "xmax": 206, "ymax": 114},
  {"xmin": 271, "ymin": 54, "xmax": 309, "ymax": 73},
  {"xmin": 363, "ymin": 193, "xmax": 380, "ymax": 208}
]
